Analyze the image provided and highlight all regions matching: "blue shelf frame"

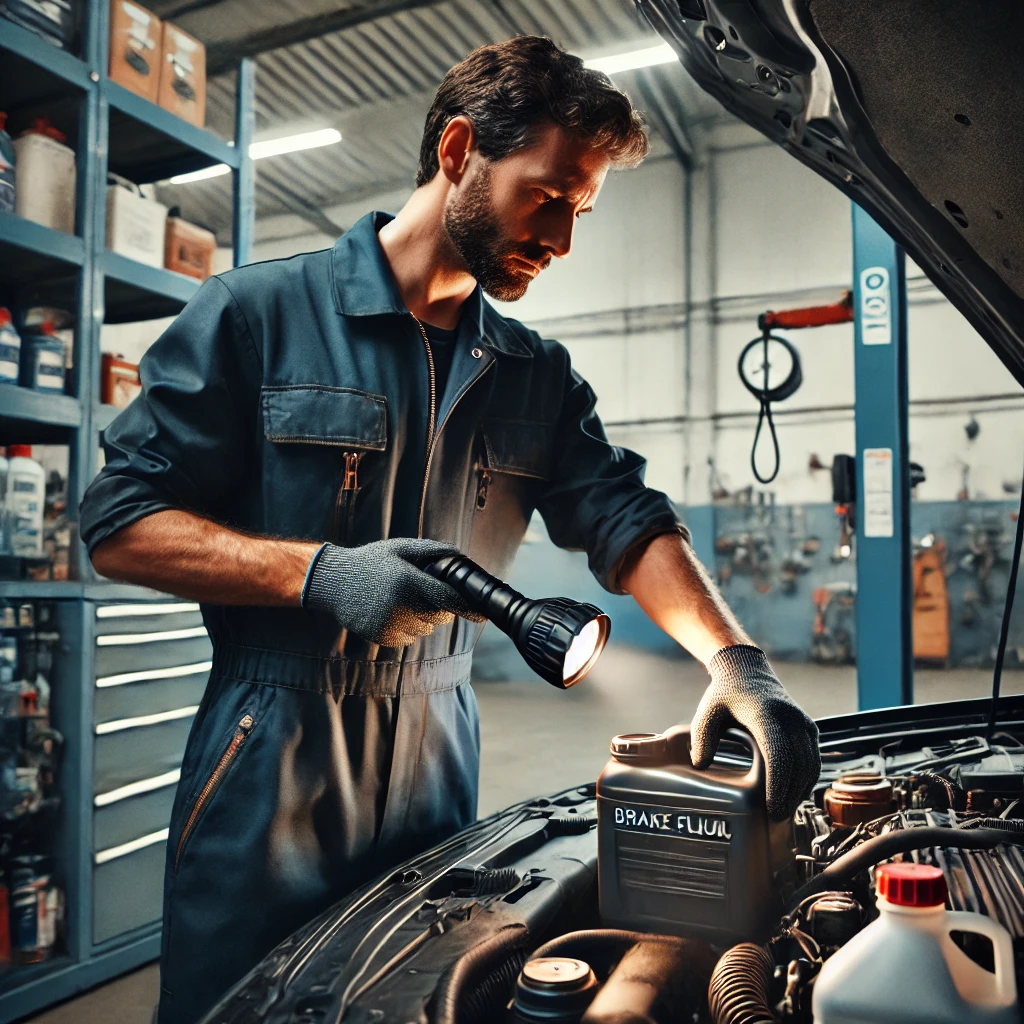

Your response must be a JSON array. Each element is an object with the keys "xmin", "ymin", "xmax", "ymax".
[{"xmin": 0, "ymin": 0, "xmax": 255, "ymax": 1016}]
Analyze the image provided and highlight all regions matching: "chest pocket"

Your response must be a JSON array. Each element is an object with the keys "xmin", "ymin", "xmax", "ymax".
[
  {"xmin": 480, "ymin": 419, "xmax": 553, "ymax": 481},
  {"xmin": 261, "ymin": 385, "xmax": 388, "ymax": 543},
  {"xmin": 469, "ymin": 419, "xmax": 552, "ymax": 575},
  {"xmin": 261, "ymin": 385, "xmax": 387, "ymax": 448}
]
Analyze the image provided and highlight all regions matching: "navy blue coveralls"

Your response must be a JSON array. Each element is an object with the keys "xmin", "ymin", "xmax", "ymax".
[{"xmin": 79, "ymin": 212, "xmax": 687, "ymax": 1024}]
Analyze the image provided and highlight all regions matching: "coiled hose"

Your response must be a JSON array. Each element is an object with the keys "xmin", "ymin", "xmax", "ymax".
[
  {"xmin": 960, "ymin": 817, "xmax": 1024, "ymax": 832},
  {"xmin": 430, "ymin": 923, "xmax": 529, "ymax": 1024},
  {"xmin": 707, "ymin": 943, "xmax": 776, "ymax": 1024}
]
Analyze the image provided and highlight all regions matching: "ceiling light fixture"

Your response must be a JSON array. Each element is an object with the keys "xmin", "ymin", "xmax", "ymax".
[
  {"xmin": 167, "ymin": 127, "xmax": 342, "ymax": 185},
  {"xmin": 584, "ymin": 42, "xmax": 677, "ymax": 75}
]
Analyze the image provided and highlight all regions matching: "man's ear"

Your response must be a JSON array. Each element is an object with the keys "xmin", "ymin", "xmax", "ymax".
[{"xmin": 437, "ymin": 115, "xmax": 475, "ymax": 184}]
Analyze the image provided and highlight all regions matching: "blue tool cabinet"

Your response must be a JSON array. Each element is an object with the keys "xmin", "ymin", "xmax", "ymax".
[{"xmin": 0, "ymin": 1, "xmax": 253, "ymax": 1015}]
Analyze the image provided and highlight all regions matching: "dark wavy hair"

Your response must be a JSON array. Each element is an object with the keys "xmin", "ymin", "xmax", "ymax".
[{"xmin": 416, "ymin": 35, "xmax": 650, "ymax": 187}]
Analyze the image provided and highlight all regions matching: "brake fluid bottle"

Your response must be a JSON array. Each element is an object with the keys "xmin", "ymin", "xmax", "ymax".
[
  {"xmin": 813, "ymin": 862, "xmax": 1018, "ymax": 1024},
  {"xmin": 597, "ymin": 726, "xmax": 795, "ymax": 945}
]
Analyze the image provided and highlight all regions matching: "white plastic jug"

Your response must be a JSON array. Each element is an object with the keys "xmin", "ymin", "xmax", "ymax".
[
  {"xmin": 813, "ymin": 861, "xmax": 1018, "ymax": 1024},
  {"xmin": 6, "ymin": 445, "xmax": 45, "ymax": 557}
]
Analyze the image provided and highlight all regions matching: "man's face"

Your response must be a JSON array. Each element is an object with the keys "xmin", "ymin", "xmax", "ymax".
[{"xmin": 443, "ymin": 122, "xmax": 610, "ymax": 301}]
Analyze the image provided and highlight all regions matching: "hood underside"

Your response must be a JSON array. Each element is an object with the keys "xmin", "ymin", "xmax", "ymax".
[{"xmin": 640, "ymin": 0, "xmax": 1024, "ymax": 384}]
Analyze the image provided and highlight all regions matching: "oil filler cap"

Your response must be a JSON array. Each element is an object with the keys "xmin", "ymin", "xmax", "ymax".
[
  {"xmin": 876, "ymin": 862, "xmax": 947, "ymax": 907},
  {"xmin": 610, "ymin": 732, "xmax": 668, "ymax": 763},
  {"xmin": 514, "ymin": 957, "xmax": 599, "ymax": 1022}
]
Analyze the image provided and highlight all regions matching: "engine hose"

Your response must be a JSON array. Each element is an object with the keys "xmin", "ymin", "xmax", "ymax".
[
  {"xmin": 531, "ymin": 929, "xmax": 687, "ymax": 977},
  {"xmin": 788, "ymin": 826, "xmax": 1022, "ymax": 909},
  {"xmin": 430, "ymin": 923, "xmax": 529, "ymax": 1024},
  {"xmin": 461, "ymin": 946, "xmax": 528, "ymax": 1023},
  {"xmin": 469, "ymin": 866, "xmax": 521, "ymax": 895},
  {"xmin": 707, "ymin": 943, "xmax": 776, "ymax": 1024}
]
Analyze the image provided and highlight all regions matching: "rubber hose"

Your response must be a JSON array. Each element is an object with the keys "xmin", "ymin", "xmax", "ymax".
[
  {"xmin": 583, "ymin": 938, "xmax": 719, "ymax": 1024},
  {"xmin": 430, "ymin": 923, "xmax": 529, "ymax": 1024},
  {"xmin": 707, "ymin": 943, "xmax": 776, "ymax": 1024},
  {"xmin": 531, "ymin": 929, "xmax": 688, "ymax": 977},
  {"xmin": 461, "ymin": 947, "xmax": 527, "ymax": 1023},
  {"xmin": 469, "ymin": 866, "xmax": 521, "ymax": 895},
  {"xmin": 548, "ymin": 813, "xmax": 598, "ymax": 836},
  {"xmin": 788, "ymin": 826, "xmax": 1022, "ymax": 909}
]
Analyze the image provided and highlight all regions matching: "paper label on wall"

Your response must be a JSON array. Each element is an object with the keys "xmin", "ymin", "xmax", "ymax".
[
  {"xmin": 859, "ymin": 266, "xmax": 892, "ymax": 345},
  {"xmin": 863, "ymin": 447, "xmax": 894, "ymax": 538}
]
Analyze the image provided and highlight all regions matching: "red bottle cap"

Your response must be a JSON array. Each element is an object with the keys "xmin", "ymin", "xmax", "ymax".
[
  {"xmin": 7, "ymin": 445, "xmax": 32, "ymax": 458},
  {"xmin": 876, "ymin": 862, "xmax": 947, "ymax": 907},
  {"xmin": 0, "ymin": 307, "xmax": 10, "ymax": 325}
]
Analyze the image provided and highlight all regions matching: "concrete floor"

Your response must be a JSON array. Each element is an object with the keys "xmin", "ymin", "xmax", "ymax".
[{"xmin": 23, "ymin": 653, "xmax": 1021, "ymax": 1023}]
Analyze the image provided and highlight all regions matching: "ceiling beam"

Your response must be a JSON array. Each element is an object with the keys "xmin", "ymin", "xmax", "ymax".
[{"xmin": 207, "ymin": 0, "xmax": 448, "ymax": 75}]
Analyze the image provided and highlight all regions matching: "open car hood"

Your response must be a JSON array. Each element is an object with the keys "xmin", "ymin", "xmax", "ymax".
[{"xmin": 640, "ymin": 0, "xmax": 1024, "ymax": 384}]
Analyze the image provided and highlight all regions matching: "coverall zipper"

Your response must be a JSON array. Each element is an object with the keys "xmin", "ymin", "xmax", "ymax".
[
  {"xmin": 175, "ymin": 713, "xmax": 255, "ymax": 872},
  {"xmin": 412, "ymin": 315, "xmax": 494, "ymax": 536},
  {"xmin": 332, "ymin": 451, "xmax": 364, "ymax": 544}
]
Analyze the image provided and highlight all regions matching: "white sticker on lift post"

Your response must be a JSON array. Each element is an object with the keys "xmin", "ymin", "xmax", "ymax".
[
  {"xmin": 860, "ymin": 266, "xmax": 891, "ymax": 346},
  {"xmin": 863, "ymin": 448, "xmax": 894, "ymax": 538}
]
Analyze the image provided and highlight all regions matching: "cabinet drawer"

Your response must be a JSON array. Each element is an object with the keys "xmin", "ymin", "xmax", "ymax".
[
  {"xmin": 95, "ymin": 601, "xmax": 204, "ymax": 636},
  {"xmin": 95, "ymin": 630, "xmax": 212, "ymax": 679},
  {"xmin": 95, "ymin": 663, "xmax": 210, "ymax": 724},
  {"xmin": 93, "ymin": 837, "xmax": 166, "ymax": 945},
  {"xmin": 94, "ymin": 716, "xmax": 195, "ymax": 795},
  {"xmin": 94, "ymin": 782, "xmax": 178, "ymax": 852}
]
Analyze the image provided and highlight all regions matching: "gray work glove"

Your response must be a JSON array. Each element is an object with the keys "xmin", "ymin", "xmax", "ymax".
[
  {"xmin": 302, "ymin": 538, "xmax": 484, "ymax": 648},
  {"xmin": 691, "ymin": 645, "xmax": 820, "ymax": 821}
]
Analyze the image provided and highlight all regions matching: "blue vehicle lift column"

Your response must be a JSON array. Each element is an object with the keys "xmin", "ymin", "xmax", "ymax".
[{"xmin": 852, "ymin": 204, "xmax": 913, "ymax": 709}]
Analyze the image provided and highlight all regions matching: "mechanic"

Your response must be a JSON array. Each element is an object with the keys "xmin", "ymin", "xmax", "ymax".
[{"xmin": 80, "ymin": 36, "xmax": 820, "ymax": 1024}]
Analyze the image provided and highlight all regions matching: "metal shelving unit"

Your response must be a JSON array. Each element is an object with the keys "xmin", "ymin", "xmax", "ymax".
[{"xmin": 0, "ymin": 0, "xmax": 254, "ymax": 1015}]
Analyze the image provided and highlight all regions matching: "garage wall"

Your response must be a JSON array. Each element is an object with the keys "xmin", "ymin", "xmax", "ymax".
[{"xmin": 705, "ymin": 120, "xmax": 1024, "ymax": 507}]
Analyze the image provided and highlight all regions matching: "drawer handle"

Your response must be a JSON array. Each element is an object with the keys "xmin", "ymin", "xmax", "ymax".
[
  {"xmin": 97, "ymin": 660, "xmax": 213, "ymax": 689},
  {"xmin": 97, "ymin": 626, "xmax": 209, "ymax": 646},
  {"xmin": 96, "ymin": 602, "xmax": 200, "ymax": 618},
  {"xmin": 96, "ymin": 705, "xmax": 199, "ymax": 735},
  {"xmin": 95, "ymin": 827, "xmax": 169, "ymax": 865},
  {"xmin": 95, "ymin": 768, "xmax": 181, "ymax": 807}
]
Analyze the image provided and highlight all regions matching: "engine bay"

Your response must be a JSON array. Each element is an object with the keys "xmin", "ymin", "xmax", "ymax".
[{"xmin": 202, "ymin": 696, "xmax": 1024, "ymax": 1023}]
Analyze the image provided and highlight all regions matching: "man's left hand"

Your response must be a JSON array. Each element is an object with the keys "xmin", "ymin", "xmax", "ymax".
[{"xmin": 690, "ymin": 644, "xmax": 820, "ymax": 821}]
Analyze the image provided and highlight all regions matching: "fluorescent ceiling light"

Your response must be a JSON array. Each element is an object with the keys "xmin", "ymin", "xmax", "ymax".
[
  {"xmin": 250, "ymin": 127, "xmax": 341, "ymax": 159},
  {"xmin": 169, "ymin": 163, "xmax": 231, "ymax": 185},
  {"xmin": 167, "ymin": 127, "xmax": 342, "ymax": 185},
  {"xmin": 584, "ymin": 42, "xmax": 677, "ymax": 75}
]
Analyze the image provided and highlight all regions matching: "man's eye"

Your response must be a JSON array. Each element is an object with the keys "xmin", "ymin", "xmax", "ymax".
[{"xmin": 533, "ymin": 189, "xmax": 555, "ymax": 204}]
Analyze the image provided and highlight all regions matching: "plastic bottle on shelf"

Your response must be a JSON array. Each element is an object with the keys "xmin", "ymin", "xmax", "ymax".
[
  {"xmin": 0, "ymin": 112, "xmax": 14, "ymax": 213},
  {"xmin": 20, "ymin": 321, "xmax": 66, "ymax": 394},
  {"xmin": 0, "ymin": 308, "xmax": 22, "ymax": 385},
  {"xmin": 813, "ymin": 862, "xmax": 1018, "ymax": 1024},
  {"xmin": 6, "ymin": 446, "xmax": 45, "ymax": 558},
  {"xmin": 13, "ymin": 118, "xmax": 75, "ymax": 234}
]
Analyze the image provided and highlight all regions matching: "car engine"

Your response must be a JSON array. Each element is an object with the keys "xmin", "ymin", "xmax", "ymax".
[{"xmin": 202, "ymin": 699, "xmax": 1024, "ymax": 1024}]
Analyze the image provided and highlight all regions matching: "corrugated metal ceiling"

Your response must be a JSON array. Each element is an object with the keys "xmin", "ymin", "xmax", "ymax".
[{"xmin": 150, "ymin": 0, "xmax": 722, "ymax": 243}]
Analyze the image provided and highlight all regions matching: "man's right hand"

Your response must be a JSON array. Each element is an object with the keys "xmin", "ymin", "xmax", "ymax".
[{"xmin": 302, "ymin": 538, "xmax": 485, "ymax": 647}]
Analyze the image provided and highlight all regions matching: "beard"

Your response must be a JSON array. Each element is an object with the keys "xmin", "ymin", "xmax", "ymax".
[{"xmin": 443, "ymin": 163, "xmax": 551, "ymax": 302}]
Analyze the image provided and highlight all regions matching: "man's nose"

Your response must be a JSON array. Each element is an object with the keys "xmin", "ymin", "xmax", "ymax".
[{"xmin": 539, "ymin": 209, "xmax": 576, "ymax": 259}]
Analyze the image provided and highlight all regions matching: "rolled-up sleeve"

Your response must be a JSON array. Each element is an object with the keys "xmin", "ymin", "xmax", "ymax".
[
  {"xmin": 80, "ymin": 276, "xmax": 262, "ymax": 555},
  {"xmin": 537, "ymin": 362, "xmax": 689, "ymax": 594}
]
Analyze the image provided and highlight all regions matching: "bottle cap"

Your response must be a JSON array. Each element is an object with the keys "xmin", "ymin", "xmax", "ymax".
[
  {"xmin": 8, "ymin": 445, "xmax": 32, "ymax": 458},
  {"xmin": 24, "ymin": 118, "xmax": 66, "ymax": 143},
  {"xmin": 0, "ymin": 307, "xmax": 10, "ymax": 325},
  {"xmin": 876, "ymin": 862, "xmax": 947, "ymax": 907},
  {"xmin": 610, "ymin": 732, "xmax": 668, "ymax": 762},
  {"xmin": 0, "ymin": 112, "xmax": 6, "ymax": 131}
]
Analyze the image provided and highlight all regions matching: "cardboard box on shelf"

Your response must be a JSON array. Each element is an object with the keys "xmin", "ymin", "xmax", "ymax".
[
  {"xmin": 165, "ymin": 214, "xmax": 216, "ymax": 280},
  {"xmin": 100, "ymin": 353, "xmax": 141, "ymax": 408},
  {"xmin": 13, "ymin": 120, "xmax": 76, "ymax": 234},
  {"xmin": 158, "ymin": 23, "xmax": 206, "ymax": 127},
  {"xmin": 106, "ymin": 174, "xmax": 167, "ymax": 266},
  {"xmin": 109, "ymin": 1, "xmax": 162, "ymax": 103}
]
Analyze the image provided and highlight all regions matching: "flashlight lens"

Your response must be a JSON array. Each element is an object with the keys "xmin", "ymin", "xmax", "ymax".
[{"xmin": 563, "ymin": 618, "xmax": 604, "ymax": 683}]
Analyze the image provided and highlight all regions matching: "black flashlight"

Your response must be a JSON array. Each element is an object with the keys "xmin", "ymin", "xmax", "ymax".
[{"xmin": 425, "ymin": 554, "xmax": 611, "ymax": 688}]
